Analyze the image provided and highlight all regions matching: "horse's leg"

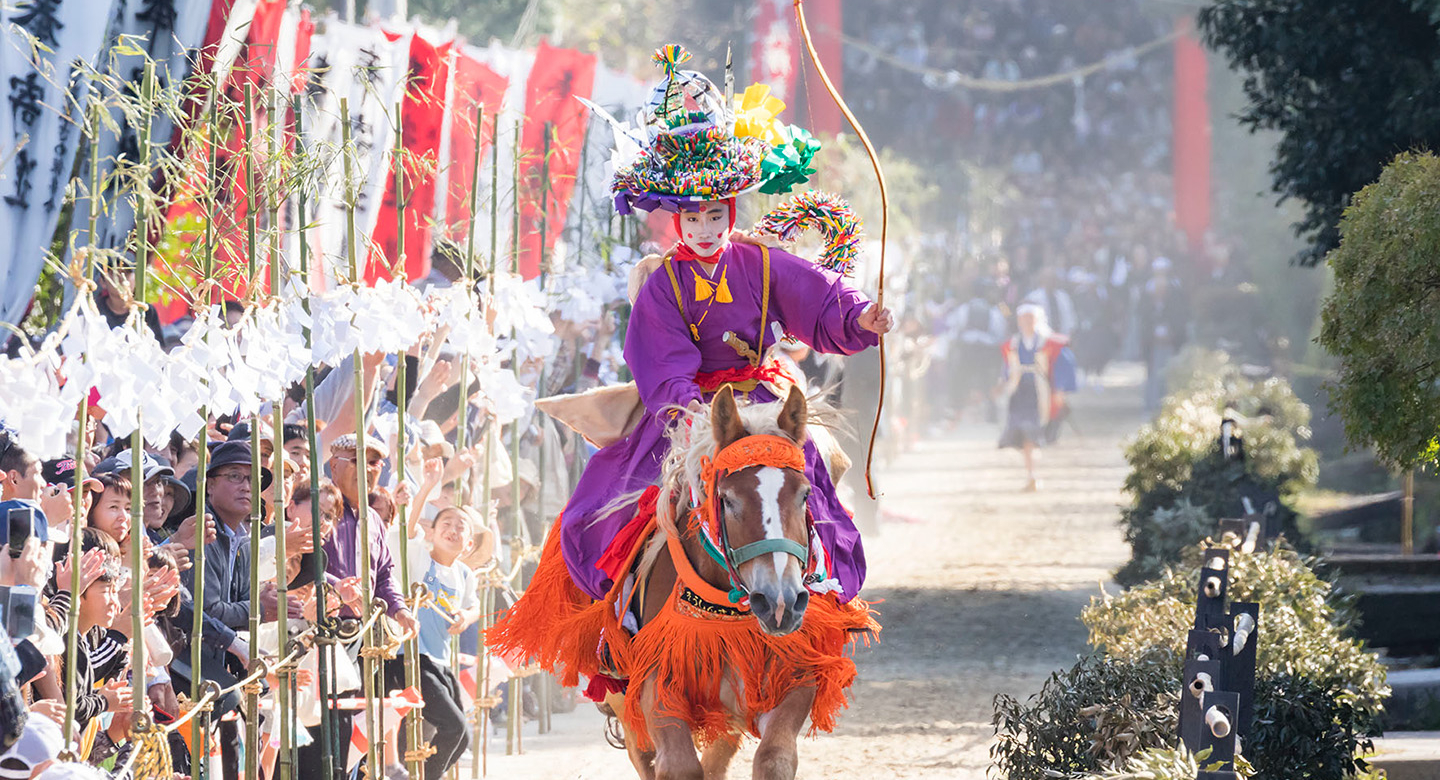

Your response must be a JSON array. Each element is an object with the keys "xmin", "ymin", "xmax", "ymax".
[
  {"xmin": 604, "ymin": 691, "xmax": 657, "ymax": 780},
  {"xmin": 624, "ymin": 723, "xmax": 657, "ymax": 780},
  {"xmin": 638, "ymin": 675, "xmax": 704, "ymax": 780},
  {"xmin": 751, "ymin": 686, "xmax": 816, "ymax": 780},
  {"xmin": 700, "ymin": 734, "xmax": 741, "ymax": 780}
]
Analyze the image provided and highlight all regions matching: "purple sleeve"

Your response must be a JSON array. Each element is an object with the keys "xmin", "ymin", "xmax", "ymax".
[
  {"xmin": 624, "ymin": 270, "xmax": 705, "ymax": 412},
  {"xmin": 371, "ymin": 524, "xmax": 407, "ymax": 616},
  {"xmin": 768, "ymin": 249, "xmax": 879, "ymax": 355}
]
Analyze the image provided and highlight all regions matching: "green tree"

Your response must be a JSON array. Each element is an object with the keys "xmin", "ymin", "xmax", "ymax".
[
  {"xmin": 1317, "ymin": 151, "xmax": 1440, "ymax": 468},
  {"xmin": 1197, "ymin": 0, "xmax": 1440, "ymax": 266}
]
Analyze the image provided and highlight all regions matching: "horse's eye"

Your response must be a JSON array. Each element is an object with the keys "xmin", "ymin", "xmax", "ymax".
[{"xmin": 721, "ymin": 496, "xmax": 738, "ymax": 515}]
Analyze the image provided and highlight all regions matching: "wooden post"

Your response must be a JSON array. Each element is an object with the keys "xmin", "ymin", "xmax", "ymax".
[{"xmin": 1403, "ymin": 469, "xmax": 1415, "ymax": 555}]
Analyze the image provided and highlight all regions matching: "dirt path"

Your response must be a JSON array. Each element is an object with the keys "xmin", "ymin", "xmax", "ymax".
[{"xmin": 466, "ymin": 368, "xmax": 1143, "ymax": 779}]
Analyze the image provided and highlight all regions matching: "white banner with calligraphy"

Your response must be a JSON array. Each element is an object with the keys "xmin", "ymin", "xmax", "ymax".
[
  {"xmin": 1, "ymin": 0, "xmax": 119, "ymax": 326},
  {"xmin": 71, "ymin": 0, "xmax": 215, "ymax": 261}
]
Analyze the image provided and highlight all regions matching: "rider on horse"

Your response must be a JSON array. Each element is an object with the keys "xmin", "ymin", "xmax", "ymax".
[{"xmin": 558, "ymin": 46, "xmax": 894, "ymax": 608}]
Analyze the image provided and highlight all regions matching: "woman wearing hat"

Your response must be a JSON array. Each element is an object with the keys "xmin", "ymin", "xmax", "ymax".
[{"xmin": 557, "ymin": 46, "xmax": 893, "ymax": 605}]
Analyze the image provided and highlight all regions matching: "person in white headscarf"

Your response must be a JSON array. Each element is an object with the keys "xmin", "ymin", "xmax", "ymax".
[{"xmin": 996, "ymin": 304, "xmax": 1077, "ymax": 491}]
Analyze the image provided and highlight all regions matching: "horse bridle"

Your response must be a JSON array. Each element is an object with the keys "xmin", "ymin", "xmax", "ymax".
[{"xmin": 699, "ymin": 433, "xmax": 815, "ymax": 601}]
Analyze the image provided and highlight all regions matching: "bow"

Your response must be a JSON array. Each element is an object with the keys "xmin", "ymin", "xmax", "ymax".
[{"xmin": 793, "ymin": 0, "xmax": 889, "ymax": 499}]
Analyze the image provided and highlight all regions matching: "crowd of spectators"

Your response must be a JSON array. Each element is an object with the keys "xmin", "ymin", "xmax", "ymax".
[{"xmin": 0, "ymin": 249, "xmax": 631, "ymax": 779}]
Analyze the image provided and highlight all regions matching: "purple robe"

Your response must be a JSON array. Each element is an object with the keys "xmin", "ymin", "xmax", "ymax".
[{"xmin": 560, "ymin": 241, "xmax": 879, "ymax": 601}]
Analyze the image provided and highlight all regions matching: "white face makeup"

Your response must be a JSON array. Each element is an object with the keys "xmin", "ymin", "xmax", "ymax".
[{"xmin": 678, "ymin": 201, "xmax": 732, "ymax": 259}]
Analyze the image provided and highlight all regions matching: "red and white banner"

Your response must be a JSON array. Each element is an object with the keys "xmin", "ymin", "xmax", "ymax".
[
  {"xmin": 366, "ymin": 31, "xmax": 452, "ymax": 283},
  {"xmin": 440, "ymin": 51, "xmax": 509, "ymax": 246},
  {"xmin": 1172, "ymin": 18, "xmax": 1211, "ymax": 254},
  {"xmin": 515, "ymin": 41, "xmax": 596, "ymax": 279},
  {"xmin": 0, "ymin": 0, "xmax": 119, "ymax": 326},
  {"xmin": 751, "ymin": 0, "xmax": 798, "ymax": 110}
]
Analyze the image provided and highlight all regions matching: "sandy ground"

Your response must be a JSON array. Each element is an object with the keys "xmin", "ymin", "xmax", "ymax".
[{"xmin": 463, "ymin": 368, "xmax": 1143, "ymax": 779}]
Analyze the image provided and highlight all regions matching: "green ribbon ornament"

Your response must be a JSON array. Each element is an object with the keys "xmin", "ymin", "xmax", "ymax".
[{"xmin": 759, "ymin": 125, "xmax": 821, "ymax": 195}]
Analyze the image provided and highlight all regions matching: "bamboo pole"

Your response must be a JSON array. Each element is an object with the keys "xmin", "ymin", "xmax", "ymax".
[
  {"xmin": 128, "ymin": 59, "xmax": 156, "ymax": 732},
  {"xmin": 391, "ymin": 98, "xmax": 425, "ymax": 780},
  {"xmin": 447, "ymin": 98, "xmax": 484, "ymax": 779},
  {"xmin": 268, "ymin": 87, "xmax": 293, "ymax": 780},
  {"xmin": 345, "ymin": 95, "xmax": 383, "ymax": 780},
  {"xmin": 301, "ymin": 94, "xmax": 336, "ymax": 780},
  {"xmin": 63, "ymin": 101, "xmax": 103, "ymax": 750},
  {"xmin": 534, "ymin": 125, "xmax": 552, "ymax": 736},
  {"xmin": 474, "ymin": 108, "xmax": 502, "ymax": 779},
  {"xmin": 190, "ymin": 97, "xmax": 220, "ymax": 780},
  {"xmin": 506, "ymin": 118, "xmax": 523, "ymax": 756},
  {"xmin": 243, "ymin": 82, "xmax": 263, "ymax": 780}
]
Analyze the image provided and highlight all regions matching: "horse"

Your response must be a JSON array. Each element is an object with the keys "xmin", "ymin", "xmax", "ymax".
[{"xmin": 489, "ymin": 384, "xmax": 876, "ymax": 780}]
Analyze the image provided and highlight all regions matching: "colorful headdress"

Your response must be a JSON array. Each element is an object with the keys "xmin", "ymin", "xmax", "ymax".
[{"xmin": 601, "ymin": 45, "xmax": 822, "ymax": 214}]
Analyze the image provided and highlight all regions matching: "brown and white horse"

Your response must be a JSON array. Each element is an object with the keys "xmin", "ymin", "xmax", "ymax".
[
  {"xmin": 610, "ymin": 385, "xmax": 870, "ymax": 780},
  {"xmin": 488, "ymin": 385, "xmax": 874, "ymax": 780}
]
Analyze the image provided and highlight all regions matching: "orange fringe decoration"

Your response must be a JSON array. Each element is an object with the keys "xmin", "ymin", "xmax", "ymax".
[
  {"xmin": 615, "ymin": 586, "xmax": 877, "ymax": 751},
  {"xmin": 486, "ymin": 515, "xmax": 608, "ymax": 687},
  {"xmin": 488, "ymin": 516, "xmax": 880, "ymax": 753}
]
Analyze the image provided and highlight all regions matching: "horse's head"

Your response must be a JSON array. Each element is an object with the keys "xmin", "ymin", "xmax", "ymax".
[{"xmin": 708, "ymin": 385, "xmax": 812, "ymax": 636}]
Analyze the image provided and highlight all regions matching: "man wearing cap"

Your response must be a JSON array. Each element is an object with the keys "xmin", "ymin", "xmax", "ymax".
[
  {"xmin": 321, "ymin": 434, "xmax": 417, "ymax": 632},
  {"xmin": 183, "ymin": 440, "xmax": 291, "ymax": 780}
]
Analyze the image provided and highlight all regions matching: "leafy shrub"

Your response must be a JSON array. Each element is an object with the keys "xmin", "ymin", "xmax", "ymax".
[
  {"xmin": 1248, "ymin": 674, "xmax": 1377, "ymax": 780},
  {"xmin": 992, "ymin": 655, "xmax": 1379, "ymax": 780},
  {"xmin": 1084, "ymin": 545, "xmax": 1389, "ymax": 716},
  {"xmin": 1118, "ymin": 350, "xmax": 1319, "ymax": 584},
  {"xmin": 1115, "ymin": 501, "xmax": 1215, "ymax": 587},
  {"xmin": 991, "ymin": 655, "xmax": 1179, "ymax": 780}
]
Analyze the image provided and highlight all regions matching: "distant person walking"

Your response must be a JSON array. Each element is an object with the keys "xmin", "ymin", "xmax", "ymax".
[{"xmin": 997, "ymin": 304, "xmax": 1077, "ymax": 491}]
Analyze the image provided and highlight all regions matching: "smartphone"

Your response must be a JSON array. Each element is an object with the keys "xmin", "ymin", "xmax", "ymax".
[
  {"xmin": 7, "ymin": 506, "xmax": 33, "ymax": 558},
  {"xmin": 7, "ymin": 585, "xmax": 36, "ymax": 638}
]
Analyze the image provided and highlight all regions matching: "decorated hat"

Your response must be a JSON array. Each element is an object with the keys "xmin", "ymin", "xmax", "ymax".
[{"xmin": 605, "ymin": 45, "xmax": 821, "ymax": 214}]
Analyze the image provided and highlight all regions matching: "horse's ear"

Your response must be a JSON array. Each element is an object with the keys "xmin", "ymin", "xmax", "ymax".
[
  {"xmin": 711, "ymin": 387, "xmax": 746, "ymax": 447},
  {"xmin": 778, "ymin": 385, "xmax": 807, "ymax": 444}
]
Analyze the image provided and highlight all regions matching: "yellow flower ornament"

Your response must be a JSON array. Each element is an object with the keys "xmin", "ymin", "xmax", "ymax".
[{"xmin": 733, "ymin": 83, "xmax": 786, "ymax": 145}]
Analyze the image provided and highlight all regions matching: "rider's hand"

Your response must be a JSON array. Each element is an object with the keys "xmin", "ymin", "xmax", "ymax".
[{"xmin": 858, "ymin": 305, "xmax": 895, "ymax": 336}]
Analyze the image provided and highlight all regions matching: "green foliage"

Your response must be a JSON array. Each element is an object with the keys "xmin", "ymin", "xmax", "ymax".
[
  {"xmin": 1317, "ymin": 151, "xmax": 1440, "ymax": 469},
  {"xmin": 1249, "ymin": 674, "xmax": 1377, "ymax": 780},
  {"xmin": 1117, "ymin": 351, "xmax": 1318, "ymax": 583},
  {"xmin": 990, "ymin": 655, "xmax": 1180, "ymax": 780},
  {"xmin": 1085, "ymin": 746, "xmax": 1255, "ymax": 780},
  {"xmin": 1085, "ymin": 545, "xmax": 1389, "ymax": 716},
  {"xmin": 1198, "ymin": 0, "xmax": 1440, "ymax": 266},
  {"xmin": 1115, "ymin": 501, "xmax": 1216, "ymax": 588}
]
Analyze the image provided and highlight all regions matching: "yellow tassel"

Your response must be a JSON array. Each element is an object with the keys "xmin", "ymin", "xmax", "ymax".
[
  {"xmin": 715, "ymin": 269, "xmax": 732, "ymax": 303},
  {"xmin": 695, "ymin": 276, "xmax": 715, "ymax": 301}
]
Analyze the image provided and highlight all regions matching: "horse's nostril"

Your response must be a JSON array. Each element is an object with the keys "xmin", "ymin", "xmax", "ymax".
[
  {"xmin": 749, "ymin": 592, "xmax": 772, "ymax": 616},
  {"xmin": 792, "ymin": 590, "xmax": 809, "ymax": 614}
]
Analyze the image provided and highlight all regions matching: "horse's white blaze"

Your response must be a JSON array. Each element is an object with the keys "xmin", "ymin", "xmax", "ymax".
[{"xmin": 755, "ymin": 467, "xmax": 788, "ymax": 582}]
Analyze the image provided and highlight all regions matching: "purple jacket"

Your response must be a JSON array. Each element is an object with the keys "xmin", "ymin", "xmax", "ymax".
[
  {"xmin": 560, "ymin": 242, "xmax": 878, "ymax": 601},
  {"xmin": 324, "ymin": 498, "xmax": 406, "ymax": 617}
]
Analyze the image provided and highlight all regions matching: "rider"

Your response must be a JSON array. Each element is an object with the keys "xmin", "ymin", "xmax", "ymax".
[{"xmin": 558, "ymin": 46, "xmax": 894, "ymax": 606}]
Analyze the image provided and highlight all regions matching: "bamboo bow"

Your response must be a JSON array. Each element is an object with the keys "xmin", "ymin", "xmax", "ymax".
[{"xmin": 793, "ymin": 0, "xmax": 889, "ymax": 499}]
